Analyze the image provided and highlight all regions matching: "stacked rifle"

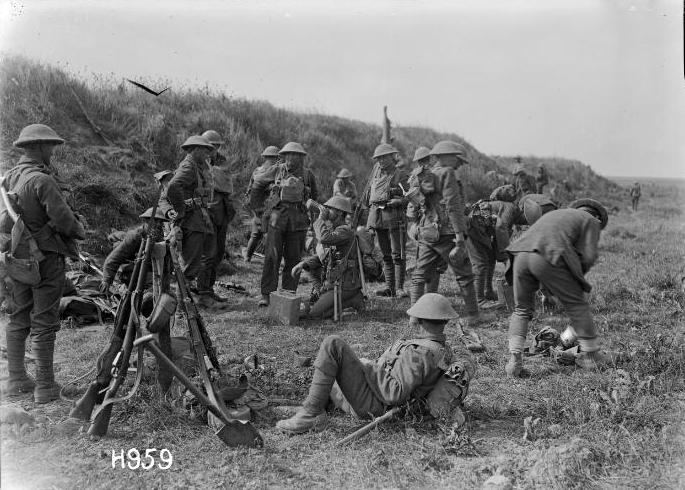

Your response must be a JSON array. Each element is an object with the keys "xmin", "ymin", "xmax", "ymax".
[{"xmin": 70, "ymin": 187, "xmax": 262, "ymax": 448}]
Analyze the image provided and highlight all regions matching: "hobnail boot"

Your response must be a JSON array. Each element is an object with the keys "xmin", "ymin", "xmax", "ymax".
[
  {"xmin": 464, "ymin": 311, "xmax": 497, "ymax": 328},
  {"xmin": 34, "ymin": 382, "xmax": 63, "ymax": 404},
  {"xmin": 275, "ymin": 407, "xmax": 328, "ymax": 434},
  {"xmin": 505, "ymin": 353, "xmax": 526, "ymax": 377},
  {"xmin": 575, "ymin": 350, "xmax": 613, "ymax": 370},
  {"xmin": 258, "ymin": 295, "xmax": 270, "ymax": 307}
]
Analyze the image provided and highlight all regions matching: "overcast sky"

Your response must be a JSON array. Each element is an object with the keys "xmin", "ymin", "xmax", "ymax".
[{"xmin": 1, "ymin": 0, "xmax": 683, "ymax": 178}]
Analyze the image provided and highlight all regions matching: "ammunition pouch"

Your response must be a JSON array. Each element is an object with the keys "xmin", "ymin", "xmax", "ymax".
[{"xmin": 184, "ymin": 197, "xmax": 207, "ymax": 210}]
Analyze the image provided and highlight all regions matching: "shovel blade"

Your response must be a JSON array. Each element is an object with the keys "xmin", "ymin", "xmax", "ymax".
[{"xmin": 215, "ymin": 419, "xmax": 264, "ymax": 448}]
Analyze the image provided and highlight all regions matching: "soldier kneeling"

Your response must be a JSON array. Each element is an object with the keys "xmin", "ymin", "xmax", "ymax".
[{"xmin": 276, "ymin": 293, "xmax": 474, "ymax": 434}]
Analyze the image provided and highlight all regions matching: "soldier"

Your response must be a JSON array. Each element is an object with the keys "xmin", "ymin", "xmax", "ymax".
[
  {"xmin": 408, "ymin": 141, "xmax": 493, "ymax": 328},
  {"xmin": 514, "ymin": 193, "xmax": 558, "ymax": 227},
  {"xmin": 332, "ymin": 168, "xmax": 358, "ymax": 204},
  {"xmin": 0, "ymin": 124, "xmax": 86, "ymax": 402},
  {"xmin": 466, "ymin": 185, "xmax": 517, "ymax": 307},
  {"xmin": 406, "ymin": 146, "xmax": 446, "ymax": 296},
  {"xmin": 258, "ymin": 142, "xmax": 318, "ymax": 307},
  {"xmin": 504, "ymin": 198, "xmax": 613, "ymax": 376},
  {"xmin": 197, "ymin": 129, "xmax": 235, "ymax": 303},
  {"xmin": 292, "ymin": 196, "xmax": 364, "ymax": 319},
  {"xmin": 535, "ymin": 164, "xmax": 549, "ymax": 194},
  {"xmin": 630, "ymin": 182, "xmax": 641, "ymax": 211},
  {"xmin": 512, "ymin": 158, "xmax": 536, "ymax": 201},
  {"xmin": 163, "ymin": 135, "xmax": 222, "ymax": 309},
  {"xmin": 363, "ymin": 143, "xmax": 409, "ymax": 298},
  {"xmin": 276, "ymin": 293, "xmax": 474, "ymax": 434},
  {"xmin": 242, "ymin": 145, "xmax": 279, "ymax": 262}
]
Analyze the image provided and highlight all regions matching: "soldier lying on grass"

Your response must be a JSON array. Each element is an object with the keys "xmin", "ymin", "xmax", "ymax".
[{"xmin": 276, "ymin": 293, "xmax": 474, "ymax": 434}]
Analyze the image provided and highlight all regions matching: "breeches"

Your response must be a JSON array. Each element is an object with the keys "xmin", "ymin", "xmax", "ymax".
[
  {"xmin": 181, "ymin": 229, "xmax": 216, "ymax": 281},
  {"xmin": 260, "ymin": 227, "xmax": 306, "ymax": 295}
]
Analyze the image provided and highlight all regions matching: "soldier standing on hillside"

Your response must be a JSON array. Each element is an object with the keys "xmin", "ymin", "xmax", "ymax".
[
  {"xmin": 466, "ymin": 185, "xmax": 517, "ymax": 307},
  {"xmin": 242, "ymin": 145, "xmax": 280, "ymax": 262},
  {"xmin": 630, "ymin": 182, "xmax": 641, "ymax": 211},
  {"xmin": 535, "ymin": 164, "xmax": 549, "ymax": 194},
  {"xmin": 408, "ymin": 141, "xmax": 494, "ymax": 328},
  {"xmin": 292, "ymin": 196, "xmax": 364, "ymax": 319},
  {"xmin": 504, "ymin": 198, "xmax": 613, "ymax": 376},
  {"xmin": 258, "ymin": 142, "xmax": 318, "ymax": 307},
  {"xmin": 0, "ymin": 124, "xmax": 86, "ymax": 402},
  {"xmin": 406, "ymin": 146, "xmax": 446, "ymax": 296},
  {"xmin": 332, "ymin": 168, "xmax": 358, "ymax": 205},
  {"xmin": 164, "ymin": 135, "xmax": 223, "ymax": 309},
  {"xmin": 363, "ymin": 144, "xmax": 410, "ymax": 298},
  {"xmin": 512, "ymin": 157, "xmax": 536, "ymax": 201},
  {"xmin": 197, "ymin": 129, "xmax": 235, "ymax": 303}
]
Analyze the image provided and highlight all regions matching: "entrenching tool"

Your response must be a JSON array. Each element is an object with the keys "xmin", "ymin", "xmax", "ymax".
[{"xmin": 335, "ymin": 406, "xmax": 401, "ymax": 446}]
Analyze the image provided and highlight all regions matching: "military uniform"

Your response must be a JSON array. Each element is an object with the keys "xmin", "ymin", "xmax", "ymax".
[
  {"xmin": 466, "ymin": 199, "xmax": 516, "ymax": 303},
  {"xmin": 244, "ymin": 161, "xmax": 278, "ymax": 261},
  {"xmin": 630, "ymin": 183, "xmax": 641, "ymax": 211},
  {"xmin": 364, "ymin": 164, "xmax": 409, "ymax": 295},
  {"xmin": 409, "ymin": 161, "xmax": 480, "ymax": 317},
  {"xmin": 301, "ymin": 218, "xmax": 363, "ymax": 319},
  {"xmin": 535, "ymin": 166, "xmax": 549, "ymax": 194},
  {"xmin": 1, "ymin": 153, "xmax": 85, "ymax": 400},
  {"xmin": 199, "ymin": 151, "xmax": 235, "ymax": 292},
  {"xmin": 514, "ymin": 193, "xmax": 558, "ymax": 226},
  {"xmin": 333, "ymin": 178, "xmax": 358, "ymax": 203},
  {"xmin": 164, "ymin": 154, "xmax": 215, "ymax": 282},
  {"xmin": 102, "ymin": 225, "xmax": 146, "ymax": 285},
  {"xmin": 260, "ymin": 162, "xmax": 318, "ymax": 297},
  {"xmin": 505, "ymin": 208, "xmax": 602, "ymax": 359}
]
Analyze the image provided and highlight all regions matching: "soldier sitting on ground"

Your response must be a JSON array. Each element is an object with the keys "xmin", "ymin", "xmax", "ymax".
[
  {"xmin": 276, "ymin": 293, "xmax": 474, "ymax": 434},
  {"xmin": 504, "ymin": 198, "xmax": 614, "ymax": 376},
  {"xmin": 292, "ymin": 196, "xmax": 365, "ymax": 319}
]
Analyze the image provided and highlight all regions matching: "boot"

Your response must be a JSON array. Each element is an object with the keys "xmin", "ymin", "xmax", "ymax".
[
  {"xmin": 464, "ymin": 310, "xmax": 497, "ymax": 328},
  {"xmin": 505, "ymin": 353, "xmax": 527, "ymax": 377},
  {"xmin": 276, "ymin": 364, "xmax": 334, "ymax": 434},
  {"xmin": 194, "ymin": 293, "xmax": 229, "ymax": 311},
  {"xmin": 258, "ymin": 295, "xmax": 269, "ymax": 307},
  {"xmin": 484, "ymin": 289, "xmax": 499, "ymax": 302},
  {"xmin": 395, "ymin": 262, "xmax": 408, "ymax": 298},
  {"xmin": 575, "ymin": 350, "xmax": 613, "ymax": 370},
  {"xmin": 376, "ymin": 260, "xmax": 396, "ymax": 297},
  {"xmin": 4, "ymin": 332, "xmax": 34, "ymax": 396},
  {"xmin": 33, "ymin": 339, "xmax": 60, "ymax": 404}
]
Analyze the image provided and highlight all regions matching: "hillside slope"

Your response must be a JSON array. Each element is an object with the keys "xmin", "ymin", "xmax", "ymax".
[{"xmin": 0, "ymin": 56, "xmax": 622, "ymax": 252}]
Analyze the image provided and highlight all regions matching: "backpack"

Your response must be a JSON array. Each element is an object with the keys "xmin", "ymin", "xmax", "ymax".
[
  {"xmin": 425, "ymin": 358, "xmax": 476, "ymax": 419},
  {"xmin": 468, "ymin": 199, "xmax": 497, "ymax": 237}
]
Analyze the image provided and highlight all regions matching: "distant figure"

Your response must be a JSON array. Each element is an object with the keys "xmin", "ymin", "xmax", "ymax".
[
  {"xmin": 630, "ymin": 182, "xmax": 641, "ymax": 211},
  {"xmin": 512, "ymin": 162, "xmax": 536, "ymax": 201},
  {"xmin": 332, "ymin": 168, "xmax": 358, "ymax": 204},
  {"xmin": 535, "ymin": 164, "xmax": 549, "ymax": 194}
]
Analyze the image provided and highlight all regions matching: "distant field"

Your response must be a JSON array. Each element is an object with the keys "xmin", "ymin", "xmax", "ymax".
[{"xmin": 608, "ymin": 176, "xmax": 685, "ymax": 189}]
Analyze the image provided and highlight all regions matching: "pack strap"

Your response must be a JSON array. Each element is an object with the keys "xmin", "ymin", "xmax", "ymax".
[{"xmin": 1, "ymin": 169, "xmax": 45, "ymax": 261}]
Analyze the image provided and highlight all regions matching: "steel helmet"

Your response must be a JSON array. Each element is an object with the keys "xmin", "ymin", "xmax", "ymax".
[
  {"xmin": 139, "ymin": 205, "xmax": 171, "ymax": 221},
  {"xmin": 406, "ymin": 293, "xmax": 459, "ymax": 320},
  {"xmin": 181, "ymin": 135, "xmax": 214, "ymax": 151},
  {"xmin": 429, "ymin": 141, "xmax": 468, "ymax": 161},
  {"xmin": 337, "ymin": 168, "xmax": 353, "ymax": 178},
  {"xmin": 412, "ymin": 147, "xmax": 431, "ymax": 162},
  {"xmin": 490, "ymin": 185, "xmax": 516, "ymax": 203},
  {"xmin": 13, "ymin": 124, "xmax": 65, "ymax": 148},
  {"xmin": 324, "ymin": 196, "xmax": 353, "ymax": 214},
  {"xmin": 261, "ymin": 146, "xmax": 280, "ymax": 157},
  {"xmin": 153, "ymin": 170, "xmax": 173, "ymax": 182},
  {"xmin": 201, "ymin": 130, "xmax": 224, "ymax": 145},
  {"xmin": 279, "ymin": 142, "xmax": 307, "ymax": 155},
  {"xmin": 372, "ymin": 143, "xmax": 398, "ymax": 159},
  {"xmin": 513, "ymin": 164, "xmax": 526, "ymax": 175},
  {"xmin": 569, "ymin": 198, "xmax": 609, "ymax": 229}
]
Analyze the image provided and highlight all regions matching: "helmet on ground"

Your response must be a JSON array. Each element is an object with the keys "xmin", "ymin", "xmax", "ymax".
[
  {"xmin": 513, "ymin": 164, "xmax": 526, "ymax": 175},
  {"xmin": 429, "ymin": 141, "xmax": 468, "ymax": 162},
  {"xmin": 489, "ymin": 185, "xmax": 516, "ymax": 203},
  {"xmin": 261, "ymin": 145, "xmax": 280, "ymax": 157},
  {"xmin": 324, "ymin": 196, "xmax": 353, "ymax": 214},
  {"xmin": 201, "ymin": 130, "xmax": 224, "ymax": 145},
  {"xmin": 413, "ymin": 147, "xmax": 431, "ymax": 162},
  {"xmin": 406, "ymin": 293, "xmax": 459, "ymax": 320},
  {"xmin": 569, "ymin": 198, "xmax": 608, "ymax": 229},
  {"xmin": 181, "ymin": 135, "xmax": 214, "ymax": 151},
  {"xmin": 279, "ymin": 142, "xmax": 307, "ymax": 155},
  {"xmin": 337, "ymin": 168, "xmax": 353, "ymax": 178},
  {"xmin": 372, "ymin": 143, "xmax": 398, "ymax": 159},
  {"xmin": 13, "ymin": 124, "xmax": 65, "ymax": 148}
]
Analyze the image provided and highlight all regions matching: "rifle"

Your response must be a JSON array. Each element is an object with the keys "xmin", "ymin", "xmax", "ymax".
[
  {"xmin": 335, "ymin": 406, "xmax": 401, "ymax": 446},
  {"xmin": 78, "ymin": 251, "xmax": 104, "ymax": 277},
  {"xmin": 150, "ymin": 241, "xmax": 262, "ymax": 447},
  {"xmin": 70, "ymin": 184, "xmax": 163, "ymax": 434}
]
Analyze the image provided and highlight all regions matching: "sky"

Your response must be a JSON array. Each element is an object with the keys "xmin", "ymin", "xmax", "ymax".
[{"xmin": 0, "ymin": 0, "xmax": 683, "ymax": 178}]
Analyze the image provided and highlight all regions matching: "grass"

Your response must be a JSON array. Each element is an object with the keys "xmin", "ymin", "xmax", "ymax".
[{"xmin": 1, "ymin": 184, "xmax": 684, "ymax": 490}]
